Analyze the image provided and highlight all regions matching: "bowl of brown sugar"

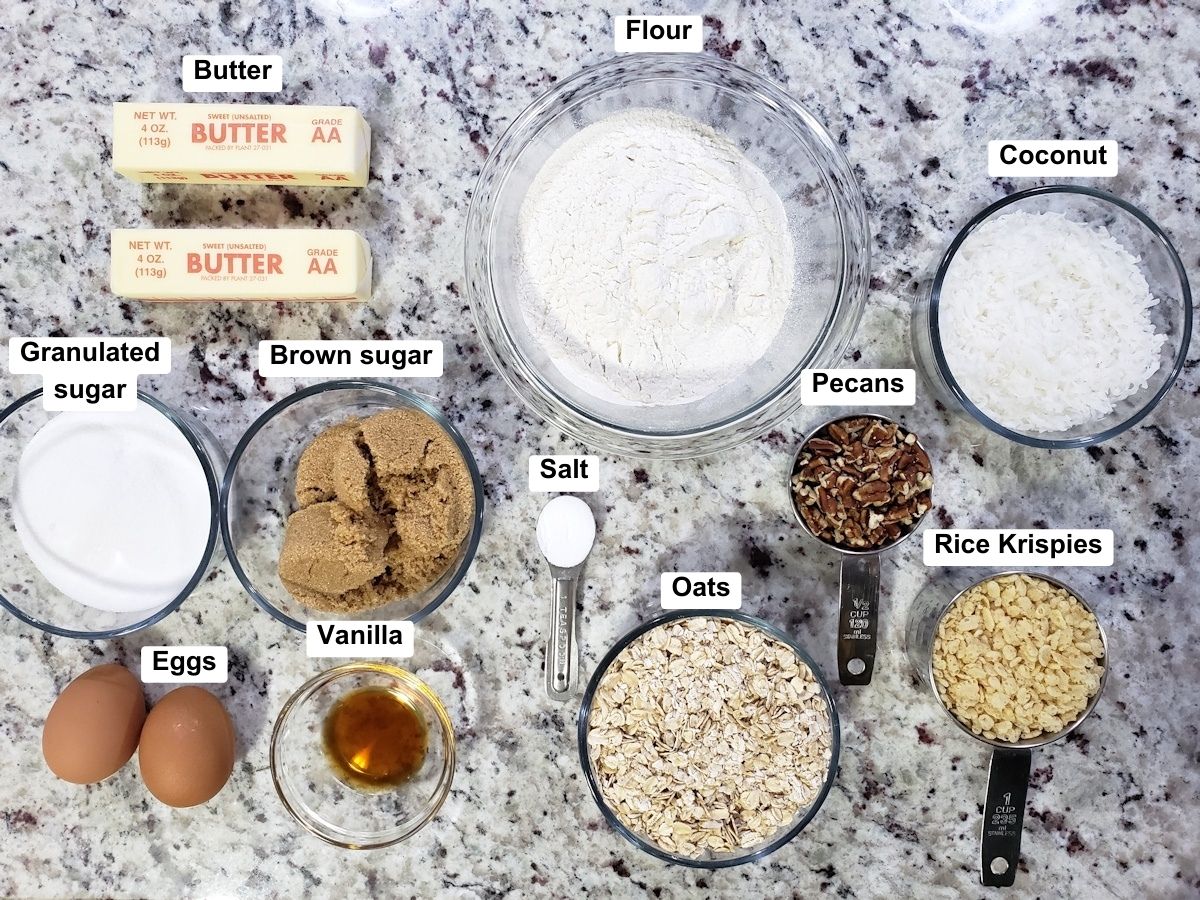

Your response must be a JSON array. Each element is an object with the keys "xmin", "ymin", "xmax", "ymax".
[{"xmin": 221, "ymin": 381, "xmax": 484, "ymax": 631}]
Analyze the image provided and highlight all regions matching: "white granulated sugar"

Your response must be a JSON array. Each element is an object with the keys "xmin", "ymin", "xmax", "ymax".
[
  {"xmin": 518, "ymin": 109, "xmax": 794, "ymax": 406},
  {"xmin": 940, "ymin": 210, "xmax": 1164, "ymax": 433}
]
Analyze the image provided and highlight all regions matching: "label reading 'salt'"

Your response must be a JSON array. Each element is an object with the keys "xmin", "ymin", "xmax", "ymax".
[
  {"xmin": 923, "ymin": 529, "xmax": 1114, "ymax": 566},
  {"xmin": 528, "ymin": 455, "xmax": 600, "ymax": 492},
  {"xmin": 307, "ymin": 620, "xmax": 414, "ymax": 658},
  {"xmin": 987, "ymin": 140, "xmax": 1118, "ymax": 177},
  {"xmin": 182, "ymin": 55, "xmax": 283, "ymax": 92},
  {"xmin": 258, "ymin": 340, "xmax": 443, "ymax": 378},
  {"xmin": 661, "ymin": 573, "xmax": 742, "ymax": 610},
  {"xmin": 614, "ymin": 16, "xmax": 703, "ymax": 52},
  {"xmin": 141, "ymin": 646, "xmax": 229, "ymax": 684},
  {"xmin": 801, "ymin": 368, "xmax": 915, "ymax": 406},
  {"xmin": 8, "ymin": 337, "xmax": 171, "ymax": 411}
]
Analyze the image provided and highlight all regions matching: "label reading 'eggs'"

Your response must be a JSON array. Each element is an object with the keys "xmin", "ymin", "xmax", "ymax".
[
  {"xmin": 660, "ymin": 573, "xmax": 742, "ymax": 610},
  {"xmin": 141, "ymin": 646, "xmax": 229, "ymax": 684}
]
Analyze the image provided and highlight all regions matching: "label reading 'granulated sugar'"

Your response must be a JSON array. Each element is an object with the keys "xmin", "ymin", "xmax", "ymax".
[
  {"xmin": 182, "ymin": 55, "xmax": 283, "ymax": 92},
  {"xmin": 8, "ymin": 337, "xmax": 171, "ymax": 411},
  {"xmin": 258, "ymin": 340, "xmax": 442, "ymax": 377},
  {"xmin": 923, "ymin": 529, "xmax": 1114, "ymax": 566},
  {"xmin": 140, "ymin": 646, "xmax": 229, "ymax": 684},
  {"xmin": 987, "ymin": 140, "xmax": 1118, "ymax": 177},
  {"xmin": 528, "ymin": 455, "xmax": 600, "ymax": 492},
  {"xmin": 800, "ymin": 369, "xmax": 916, "ymax": 406},
  {"xmin": 613, "ymin": 16, "xmax": 703, "ymax": 52},
  {"xmin": 660, "ymin": 573, "xmax": 742, "ymax": 610},
  {"xmin": 306, "ymin": 621, "xmax": 414, "ymax": 658}
]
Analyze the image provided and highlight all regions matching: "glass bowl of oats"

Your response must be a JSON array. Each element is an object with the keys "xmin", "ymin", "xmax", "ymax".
[{"xmin": 578, "ymin": 611, "xmax": 841, "ymax": 867}]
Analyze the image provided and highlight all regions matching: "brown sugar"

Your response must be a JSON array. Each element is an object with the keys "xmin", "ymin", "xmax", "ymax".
[{"xmin": 278, "ymin": 408, "xmax": 474, "ymax": 613}]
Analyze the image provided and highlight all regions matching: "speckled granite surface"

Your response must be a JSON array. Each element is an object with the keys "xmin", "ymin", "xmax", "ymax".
[{"xmin": 0, "ymin": 1, "xmax": 1197, "ymax": 897}]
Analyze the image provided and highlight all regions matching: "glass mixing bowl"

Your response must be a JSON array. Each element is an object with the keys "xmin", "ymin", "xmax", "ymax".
[
  {"xmin": 578, "ymin": 610, "xmax": 841, "ymax": 867},
  {"xmin": 271, "ymin": 662, "xmax": 456, "ymax": 849},
  {"xmin": 913, "ymin": 185, "xmax": 1192, "ymax": 449},
  {"xmin": 0, "ymin": 390, "xmax": 224, "ymax": 639},
  {"xmin": 465, "ymin": 54, "xmax": 869, "ymax": 458},
  {"xmin": 220, "ymin": 381, "xmax": 484, "ymax": 632}
]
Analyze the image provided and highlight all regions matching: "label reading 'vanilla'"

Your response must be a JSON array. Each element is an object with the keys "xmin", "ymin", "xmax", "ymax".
[
  {"xmin": 306, "ymin": 621, "xmax": 414, "ymax": 658},
  {"xmin": 923, "ymin": 529, "xmax": 1114, "ymax": 566},
  {"xmin": 660, "ymin": 573, "xmax": 742, "ymax": 610}
]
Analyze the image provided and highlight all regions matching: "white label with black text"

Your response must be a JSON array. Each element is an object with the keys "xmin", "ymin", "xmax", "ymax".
[
  {"xmin": 307, "ymin": 620, "xmax": 414, "ymax": 658},
  {"xmin": 528, "ymin": 455, "xmax": 599, "ymax": 492},
  {"xmin": 661, "ymin": 572, "xmax": 742, "ymax": 610},
  {"xmin": 42, "ymin": 374, "xmax": 139, "ymax": 411},
  {"xmin": 9, "ymin": 337, "xmax": 171, "ymax": 374},
  {"xmin": 987, "ymin": 140, "xmax": 1118, "ymax": 177},
  {"xmin": 801, "ymin": 368, "xmax": 915, "ymax": 406},
  {"xmin": 141, "ymin": 646, "xmax": 229, "ymax": 683},
  {"xmin": 923, "ymin": 529, "xmax": 1114, "ymax": 566},
  {"xmin": 259, "ymin": 340, "xmax": 443, "ymax": 377},
  {"xmin": 614, "ymin": 15, "xmax": 703, "ymax": 52},
  {"xmin": 182, "ymin": 54, "xmax": 283, "ymax": 92}
]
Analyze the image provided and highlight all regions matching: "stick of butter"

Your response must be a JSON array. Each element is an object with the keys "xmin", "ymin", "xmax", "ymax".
[
  {"xmin": 112, "ymin": 103, "xmax": 370, "ymax": 187},
  {"xmin": 110, "ymin": 229, "xmax": 372, "ymax": 302}
]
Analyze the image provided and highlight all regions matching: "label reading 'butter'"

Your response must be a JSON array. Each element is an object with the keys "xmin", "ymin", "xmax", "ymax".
[
  {"xmin": 258, "ymin": 340, "xmax": 443, "ymax": 377},
  {"xmin": 182, "ymin": 55, "xmax": 283, "ymax": 92},
  {"xmin": 112, "ymin": 102, "xmax": 369, "ymax": 186},
  {"xmin": 110, "ymin": 229, "xmax": 371, "ymax": 302},
  {"xmin": 923, "ymin": 529, "xmax": 1114, "ymax": 566},
  {"xmin": 307, "ymin": 621, "xmax": 414, "ymax": 658},
  {"xmin": 660, "ymin": 573, "xmax": 742, "ymax": 610},
  {"xmin": 140, "ymin": 646, "xmax": 229, "ymax": 684}
]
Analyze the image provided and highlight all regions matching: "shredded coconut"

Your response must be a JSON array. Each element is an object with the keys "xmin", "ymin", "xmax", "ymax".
[
  {"xmin": 517, "ymin": 109, "xmax": 794, "ymax": 406},
  {"xmin": 939, "ymin": 210, "xmax": 1164, "ymax": 433}
]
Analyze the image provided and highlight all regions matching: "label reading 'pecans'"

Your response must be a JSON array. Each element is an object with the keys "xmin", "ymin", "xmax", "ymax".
[
  {"xmin": 660, "ymin": 573, "xmax": 742, "ymax": 610},
  {"xmin": 923, "ymin": 529, "xmax": 1114, "ymax": 566},
  {"xmin": 800, "ymin": 368, "xmax": 915, "ymax": 406}
]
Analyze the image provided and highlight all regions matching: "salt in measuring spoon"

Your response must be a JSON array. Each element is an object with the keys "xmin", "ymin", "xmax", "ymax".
[{"xmin": 536, "ymin": 496, "xmax": 596, "ymax": 702}]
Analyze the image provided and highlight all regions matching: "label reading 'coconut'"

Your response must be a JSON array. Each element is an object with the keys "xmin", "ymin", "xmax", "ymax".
[{"xmin": 987, "ymin": 140, "xmax": 1118, "ymax": 177}]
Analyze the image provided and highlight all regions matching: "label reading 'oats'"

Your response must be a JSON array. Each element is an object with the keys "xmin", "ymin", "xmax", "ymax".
[{"xmin": 660, "ymin": 573, "xmax": 742, "ymax": 610}]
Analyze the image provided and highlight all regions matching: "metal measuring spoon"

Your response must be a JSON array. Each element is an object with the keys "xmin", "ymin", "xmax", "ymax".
[
  {"xmin": 788, "ymin": 414, "xmax": 933, "ymax": 686},
  {"xmin": 536, "ymin": 496, "xmax": 596, "ymax": 702},
  {"xmin": 906, "ymin": 571, "xmax": 1109, "ymax": 888}
]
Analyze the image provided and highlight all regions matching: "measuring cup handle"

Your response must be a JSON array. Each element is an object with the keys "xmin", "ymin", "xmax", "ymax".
[
  {"xmin": 981, "ymin": 747, "xmax": 1032, "ymax": 887},
  {"xmin": 545, "ymin": 576, "xmax": 578, "ymax": 702},
  {"xmin": 837, "ymin": 554, "xmax": 880, "ymax": 685}
]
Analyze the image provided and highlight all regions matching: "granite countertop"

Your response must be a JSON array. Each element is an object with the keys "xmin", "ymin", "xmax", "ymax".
[{"xmin": 0, "ymin": 1, "xmax": 1197, "ymax": 897}]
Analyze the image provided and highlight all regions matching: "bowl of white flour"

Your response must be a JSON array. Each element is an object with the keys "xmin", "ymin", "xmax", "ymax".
[{"xmin": 466, "ymin": 54, "xmax": 869, "ymax": 457}]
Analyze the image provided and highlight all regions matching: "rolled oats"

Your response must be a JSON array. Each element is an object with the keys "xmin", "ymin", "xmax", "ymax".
[
  {"xmin": 932, "ymin": 574, "xmax": 1105, "ymax": 742},
  {"xmin": 791, "ymin": 416, "xmax": 933, "ymax": 550},
  {"xmin": 586, "ymin": 617, "xmax": 833, "ymax": 857}
]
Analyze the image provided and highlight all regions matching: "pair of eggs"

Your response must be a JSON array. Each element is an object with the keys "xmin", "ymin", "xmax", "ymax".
[{"xmin": 41, "ymin": 663, "xmax": 235, "ymax": 808}]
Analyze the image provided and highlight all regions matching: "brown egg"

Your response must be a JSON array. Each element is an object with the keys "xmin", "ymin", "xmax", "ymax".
[
  {"xmin": 138, "ymin": 686, "xmax": 236, "ymax": 808},
  {"xmin": 42, "ymin": 663, "xmax": 146, "ymax": 784}
]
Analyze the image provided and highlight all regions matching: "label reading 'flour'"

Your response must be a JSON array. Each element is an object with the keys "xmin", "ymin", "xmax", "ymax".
[
  {"xmin": 141, "ymin": 646, "xmax": 229, "ymax": 684},
  {"xmin": 528, "ymin": 455, "xmax": 599, "ymax": 492},
  {"xmin": 923, "ymin": 529, "xmax": 1114, "ymax": 566},
  {"xmin": 258, "ymin": 340, "xmax": 442, "ymax": 377},
  {"xmin": 614, "ymin": 16, "xmax": 703, "ymax": 52},
  {"xmin": 987, "ymin": 140, "xmax": 1118, "ymax": 177},
  {"xmin": 182, "ymin": 55, "xmax": 283, "ymax": 92},
  {"xmin": 307, "ymin": 620, "xmax": 414, "ymax": 658},
  {"xmin": 661, "ymin": 573, "xmax": 742, "ymax": 610},
  {"xmin": 800, "ymin": 369, "xmax": 915, "ymax": 406},
  {"xmin": 8, "ymin": 337, "xmax": 171, "ymax": 411}
]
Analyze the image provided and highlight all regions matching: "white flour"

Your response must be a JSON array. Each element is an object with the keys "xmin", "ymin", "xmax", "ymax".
[{"xmin": 518, "ymin": 109, "xmax": 794, "ymax": 406}]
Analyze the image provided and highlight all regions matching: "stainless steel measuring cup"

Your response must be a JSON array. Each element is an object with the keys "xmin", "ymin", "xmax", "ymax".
[
  {"xmin": 905, "ymin": 571, "xmax": 1109, "ymax": 887},
  {"xmin": 788, "ymin": 413, "xmax": 933, "ymax": 686}
]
